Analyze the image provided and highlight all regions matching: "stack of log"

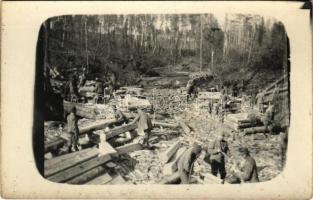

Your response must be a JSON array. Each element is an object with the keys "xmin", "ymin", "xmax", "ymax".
[
  {"xmin": 63, "ymin": 101, "xmax": 115, "ymax": 119},
  {"xmin": 224, "ymin": 113, "xmax": 253, "ymax": 131},
  {"xmin": 121, "ymin": 94, "xmax": 152, "ymax": 111},
  {"xmin": 45, "ymin": 139, "xmax": 143, "ymax": 184},
  {"xmin": 45, "ymin": 147, "xmax": 113, "ymax": 184}
]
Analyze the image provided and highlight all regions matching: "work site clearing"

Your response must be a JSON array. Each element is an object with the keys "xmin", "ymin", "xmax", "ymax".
[
  {"xmin": 44, "ymin": 81, "xmax": 287, "ymax": 185},
  {"xmin": 42, "ymin": 14, "xmax": 290, "ymax": 185}
]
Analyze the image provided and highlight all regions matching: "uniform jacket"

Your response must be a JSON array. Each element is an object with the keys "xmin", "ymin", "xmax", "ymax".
[
  {"xmin": 210, "ymin": 139, "xmax": 229, "ymax": 163},
  {"xmin": 67, "ymin": 113, "xmax": 79, "ymax": 134},
  {"xmin": 256, "ymin": 92, "xmax": 264, "ymax": 104},
  {"xmin": 134, "ymin": 111, "xmax": 153, "ymax": 133}
]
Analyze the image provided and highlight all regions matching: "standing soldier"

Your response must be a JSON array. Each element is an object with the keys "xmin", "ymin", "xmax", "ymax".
[
  {"xmin": 186, "ymin": 80, "xmax": 195, "ymax": 102},
  {"xmin": 95, "ymin": 78, "xmax": 104, "ymax": 103},
  {"xmin": 67, "ymin": 106, "xmax": 80, "ymax": 152},
  {"xmin": 110, "ymin": 71, "xmax": 117, "ymax": 92},
  {"xmin": 262, "ymin": 102, "xmax": 275, "ymax": 136},
  {"xmin": 255, "ymin": 89, "xmax": 265, "ymax": 113},
  {"xmin": 271, "ymin": 84, "xmax": 280, "ymax": 112},
  {"xmin": 78, "ymin": 72, "xmax": 86, "ymax": 88},
  {"xmin": 177, "ymin": 143, "xmax": 202, "ymax": 184},
  {"xmin": 209, "ymin": 131, "xmax": 229, "ymax": 180},
  {"xmin": 133, "ymin": 108, "xmax": 153, "ymax": 147}
]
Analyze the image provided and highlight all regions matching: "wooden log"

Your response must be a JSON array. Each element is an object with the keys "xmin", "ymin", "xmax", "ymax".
[
  {"xmin": 244, "ymin": 126, "xmax": 268, "ymax": 135},
  {"xmin": 85, "ymin": 172, "xmax": 113, "ymax": 185},
  {"xmin": 79, "ymin": 119, "xmax": 117, "ymax": 135},
  {"xmin": 64, "ymin": 101, "xmax": 96, "ymax": 119},
  {"xmin": 159, "ymin": 141, "xmax": 181, "ymax": 164},
  {"xmin": 47, "ymin": 154, "xmax": 111, "ymax": 183},
  {"xmin": 152, "ymin": 121, "xmax": 179, "ymax": 128},
  {"xmin": 163, "ymin": 147, "xmax": 187, "ymax": 176},
  {"xmin": 178, "ymin": 121, "xmax": 191, "ymax": 134},
  {"xmin": 262, "ymin": 75, "xmax": 287, "ymax": 93},
  {"xmin": 45, "ymin": 138, "xmax": 66, "ymax": 153},
  {"xmin": 66, "ymin": 165, "xmax": 106, "ymax": 184},
  {"xmin": 159, "ymin": 171, "xmax": 180, "ymax": 184},
  {"xmin": 45, "ymin": 147, "xmax": 100, "ymax": 177},
  {"xmin": 116, "ymin": 143, "xmax": 143, "ymax": 154},
  {"xmin": 99, "ymin": 141, "xmax": 117, "ymax": 156},
  {"xmin": 105, "ymin": 122, "xmax": 138, "ymax": 140}
]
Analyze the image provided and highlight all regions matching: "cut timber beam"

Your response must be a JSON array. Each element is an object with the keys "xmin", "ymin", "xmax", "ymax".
[
  {"xmin": 45, "ymin": 138, "xmax": 66, "ymax": 153},
  {"xmin": 86, "ymin": 172, "xmax": 112, "ymax": 185},
  {"xmin": 116, "ymin": 143, "xmax": 143, "ymax": 155},
  {"xmin": 79, "ymin": 119, "xmax": 117, "ymax": 135},
  {"xmin": 105, "ymin": 122, "xmax": 137, "ymax": 140},
  {"xmin": 262, "ymin": 75, "xmax": 287, "ymax": 93},
  {"xmin": 159, "ymin": 141, "xmax": 181, "ymax": 164},
  {"xmin": 47, "ymin": 154, "xmax": 111, "ymax": 183},
  {"xmin": 99, "ymin": 141, "xmax": 117, "ymax": 156},
  {"xmin": 152, "ymin": 121, "xmax": 179, "ymax": 128},
  {"xmin": 178, "ymin": 120, "xmax": 191, "ymax": 134},
  {"xmin": 46, "ymin": 119, "xmax": 118, "ymax": 150},
  {"xmin": 45, "ymin": 147, "xmax": 99, "ymax": 177},
  {"xmin": 163, "ymin": 147, "xmax": 187, "ymax": 176},
  {"xmin": 66, "ymin": 166, "xmax": 106, "ymax": 184},
  {"xmin": 64, "ymin": 101, "xmax": 96, "ymax": 119}
]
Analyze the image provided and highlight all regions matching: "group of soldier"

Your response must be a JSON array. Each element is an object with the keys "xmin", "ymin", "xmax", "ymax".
[
  {"xmin": 63, "ymin": 77, "xmax": 283, "ymax": 184},
  {"xmin": 177, "ymin": 131, "xmax": 259, "ymax": 184},
  {"xmin": 66, "ymin": 102, "xmax": 260, "ymax": 184},
  {"xmin": 64, "ymin": 68, "xmax": 117, "ymax": 103}
]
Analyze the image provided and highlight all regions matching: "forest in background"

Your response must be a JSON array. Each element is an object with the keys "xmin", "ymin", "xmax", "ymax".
[{"xmin": 43, "ymin": 14, "xmax": 289, "ymax": 94}]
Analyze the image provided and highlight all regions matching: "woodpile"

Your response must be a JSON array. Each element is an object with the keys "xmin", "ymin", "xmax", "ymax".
[
  {"xmin": 224, "ymin": 113, "xmax": 253, "ymax": 131},
  {"xmin": 64, "ymin": 101, "xmax": 115, "ymax": 119},
  {"xmin": 45, "ymin": 148, "xmax": 112, "ymax": 183}
]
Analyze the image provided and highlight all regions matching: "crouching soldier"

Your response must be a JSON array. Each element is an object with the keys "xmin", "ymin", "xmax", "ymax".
[
  {"xmin": 227, "ymin": 147, "xmax": 259, "ymax": 183},
  {"xmin": 67, "ymin": 106, "xmax": 80, "ymax": 152},
  {"xmin": 177, "ymin": 143, "xmax": 202, "ymax": 184}
]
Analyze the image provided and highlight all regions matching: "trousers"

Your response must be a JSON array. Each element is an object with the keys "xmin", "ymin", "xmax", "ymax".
[{"xmin": 211, "ymin": 160, "xmax": 226, "ymax": 179}]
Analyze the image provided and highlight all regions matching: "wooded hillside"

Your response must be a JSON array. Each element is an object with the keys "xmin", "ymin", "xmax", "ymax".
[{"xmin": 42, "ymin": 14, "xmax": 289, "ymax": 92}]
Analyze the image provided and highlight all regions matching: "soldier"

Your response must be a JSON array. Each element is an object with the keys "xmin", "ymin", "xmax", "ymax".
[
  {"xmin": 262, "ymin": 102, "xmax": 275, "ymax": 135},
  {"xmin": 209, "ymin": 131, "xmax": 229, "ymax": 180},
  {"xmin": 133, "ymin": 108, "xmax": 153, "ymax": 147},
  {"xmin": 67, "ymin": 106, "xmax": 80, "ymax": 152},
  {"xmin": 255, "ymin": 89, "xmax": 265, "ymax": 113},
  {"xmin": 186, "ymin": 80, "xmax": 195, "ymax": 102},
  {"xmin": 177, "ymin": 143, "xmax": 202, "ymax": 184},
  {"xmin": 95, "ymin": 78, "xmax": 104, "ymax": 103},
  {"xmin": 234, "ymin": 147, "xmax": 259, "ymax": 183}
]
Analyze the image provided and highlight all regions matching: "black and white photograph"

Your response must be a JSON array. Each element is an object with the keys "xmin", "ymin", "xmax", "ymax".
[{"xmin": 40, "ymin": 13, "xmax": 291, "ymax": 185}]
